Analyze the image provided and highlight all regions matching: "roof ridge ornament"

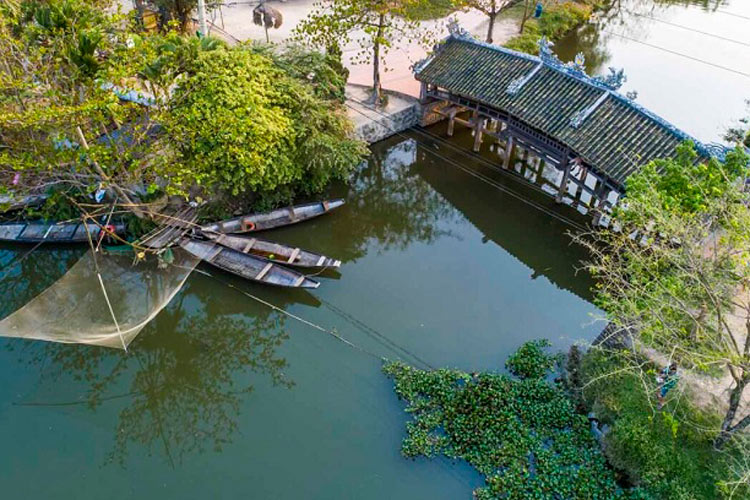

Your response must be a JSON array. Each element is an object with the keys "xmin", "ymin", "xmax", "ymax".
[
  {"xmin": 592, "ymin": 67, "xmax": 627, "ymax": 91},
  {"xmin": 447, "ymin": 18, "xmax": 472, "ymax": 40}
]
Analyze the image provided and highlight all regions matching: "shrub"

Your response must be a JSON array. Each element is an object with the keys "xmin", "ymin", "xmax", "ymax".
[{"xmin": 581, "ymin": 350, "xmax": 727, "ymax": 499}]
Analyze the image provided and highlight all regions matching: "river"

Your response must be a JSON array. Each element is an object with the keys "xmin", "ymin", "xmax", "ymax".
[{"xmin": 1, "ymin": 0, "xmax": 748, "ymax": 498}]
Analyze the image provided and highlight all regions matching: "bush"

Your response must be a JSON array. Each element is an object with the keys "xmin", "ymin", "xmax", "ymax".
[
  {"xmin": 538, "ymin": 2, "xmax": 591, "ymax": 39},
  {"xmin": 581, "ymin": 350, "xmax": 728, "ymax": 499},
  {"xmin": 504, "ymin": 2, "xmax": 593, "ymax": 55},
  {"xmin": 161, "ymin": 45, "xmax": 367, "ymax": 200}
]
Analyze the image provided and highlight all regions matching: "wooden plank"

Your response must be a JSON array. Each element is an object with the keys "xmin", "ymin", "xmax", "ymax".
[
  {"xmin": 502, "ymin": 136, "xmax": 515, "ymax": 170},
  {"xmin": 287, "ymin": 247, "xmax": 301, "ymax": 263},
  {"xmin": 255, "ymin": 262, "xmax": 273, "ymax": 281},
  {"xmin": 242, "ymin": 238, "xmax": 256, "ymax": 253}
]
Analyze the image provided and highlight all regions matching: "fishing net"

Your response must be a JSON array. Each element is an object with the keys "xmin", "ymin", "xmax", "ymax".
[{"xmin": 0, "ymin": 247, "xmax": 198, "ymax": 349}]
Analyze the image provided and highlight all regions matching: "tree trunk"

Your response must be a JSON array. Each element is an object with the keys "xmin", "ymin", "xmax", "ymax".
[
  {"xmin": 520, "ymin": 0, "xmax": 531, "ymax": 33},
  {"xmin": 371, "ymin": 13, "xmax": 385, "ymax": 106},
  {"xmin": 714, "ymin": 372, "xmax": 749, "ymax": 449},
  {"xmin": 486, "ymin": 12, "xmax": 496, "ymax": 43}
]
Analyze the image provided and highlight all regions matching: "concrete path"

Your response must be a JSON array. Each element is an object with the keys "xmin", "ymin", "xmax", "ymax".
[{"xmin": 208, "ymin": 0, "xmax": 521, "ymax": 97}]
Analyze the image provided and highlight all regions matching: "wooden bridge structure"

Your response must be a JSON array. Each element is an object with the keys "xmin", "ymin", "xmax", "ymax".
[{"xmin": 414, "ymin": 23, "xmax": 728, "ymax": 223}]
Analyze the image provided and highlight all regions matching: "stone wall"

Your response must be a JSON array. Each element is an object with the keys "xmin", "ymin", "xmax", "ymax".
[{"xmin": 352, "ymin": 102, "xmax": 421, "ymax": 144}]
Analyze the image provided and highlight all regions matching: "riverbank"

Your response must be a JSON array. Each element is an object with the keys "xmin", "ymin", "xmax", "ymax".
[{"xmin": 505, "ymin": 0, "xmax": 606, "ymax": 54}]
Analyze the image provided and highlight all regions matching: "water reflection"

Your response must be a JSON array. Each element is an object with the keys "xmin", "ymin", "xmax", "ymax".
[
  {"xmin": 555, "ymin": 0, "xmax": 732, "ymax": 75},
  {"xmin": 0, "ymin": 245, "xmax": 84, "ymax": 318},
  {"xmin": 409, "ymin": 127, "xmax": 596, "ymax": 300},
  {"xmin": 6, "ymin": 272, "xmax": 294, "ymax": 467}
]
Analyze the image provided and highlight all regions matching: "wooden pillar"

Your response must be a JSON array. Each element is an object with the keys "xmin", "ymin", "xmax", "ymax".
[
  {"xmin": 571, "ymin": 164, "xmax": 588, "ymax": 208},
  {"xmin": 502, "ymin": 136, "xmax": 515, "ymax": 170},
  {"xmin": 556, "ymin": 158, "xmax": 573, "ymax": 204},
  {"xmin": 447, "ymin": 109, "xmax": 456, "ymax": 137},
  {"xmin": 419, "ymin": 81, "xmax": 428, "ymax": 103},
  {"xmin": 472, "ymin": 110, "xmax": 483, "ymax": 152},
  {"xmin": 520, "ymin": 148, "xmax": 530, "ymax": 176},
  {"xmin": 591, "ymin": 181, "xmax": 611, "ymax": 226}
]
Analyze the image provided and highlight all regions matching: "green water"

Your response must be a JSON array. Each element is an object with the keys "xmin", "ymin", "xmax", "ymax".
[
  {"xmin": 0, "ymin": 129, "xmax": 598, "ymax": 499},
  {"xmin": 3, "ymin": 0, "xmax": 748, "ymax": 495}
]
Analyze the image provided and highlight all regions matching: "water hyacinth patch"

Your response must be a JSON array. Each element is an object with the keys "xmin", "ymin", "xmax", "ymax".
[{"xmin": 383, "ymin": 341, "xmax": 642, "ymax": 499}]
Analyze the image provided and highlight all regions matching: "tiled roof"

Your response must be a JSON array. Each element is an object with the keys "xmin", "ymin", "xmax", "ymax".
[{"xmin": 415, "ymin": 34, "xmax": 726, "ymax": 186}]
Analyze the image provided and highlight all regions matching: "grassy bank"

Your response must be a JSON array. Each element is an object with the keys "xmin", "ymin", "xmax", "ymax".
[
  {"xmin": 505, "ymin": 1, "xmax": 604, "ymax": 54},
  {"xmin": 579, "ymin": 349, "xmax": 747, "ymax": 499}
]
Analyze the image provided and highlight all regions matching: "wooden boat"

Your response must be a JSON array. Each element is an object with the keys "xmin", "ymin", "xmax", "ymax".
[
  {"xmin": 203, "ymin": 232, "xmax": 341, "ymax": 268},
  {"xmin": 179, "ymin": 238, "xmax": 320, "ymax": 289},
  {"xmin": 0, "ymin": 221, "xmax": 126, "ymax": 243},
  {"xmin": 200, "ymin": 199, "xmax": 345, "ymax": 234},
  {"xmin": 0, "ymin": 194, "xmax": 47, "ymax": 212}
]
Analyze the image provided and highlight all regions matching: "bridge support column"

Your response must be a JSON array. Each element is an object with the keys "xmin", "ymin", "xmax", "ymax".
[
  {"xmin": 447, "ymin": 109, "xmax": 457, "ymax": 137},
  {"xmin": 472, "ymin": 111, "xmax": 483, "ymax": 152},
  {"xmin": 591, "ymin": 182, "xmax": 612, "ymax": 226},
  {"xmin": 502, "ymin": 136, "xmax": 514, "ymax": 169},
  {"xmin": 571, "ymin": 165, "xmax": 588, "ymax": 208},
  {"xmin": 556, "ymin": 160, "xmax": 573, "ymax": 203}
]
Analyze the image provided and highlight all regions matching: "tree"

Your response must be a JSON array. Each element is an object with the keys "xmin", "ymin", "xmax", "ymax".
[
  {"xmin": 0, "ymin": 0, "xmax": 156, "ymax": 215},
  {"xmin": 159, "ymin": 44, "xmax": 367, "ymax": 200},
  {"xmin": 465, "ymin": 0, "xmax": 514, "ymax": 43},
  {"xmin": 294, "ymin": 0, "xmax": 431, "ymax": 105},
  {"xmin": 519, "ymin": 0, "xmax": 535, "ymax": 33},
  {"xmin": 575, "ymin": 143, "xmax": 750, "ymax": 449},
  {"xmin": 1, "ymin": 0, "xmax": 366, "ymax": 221}
]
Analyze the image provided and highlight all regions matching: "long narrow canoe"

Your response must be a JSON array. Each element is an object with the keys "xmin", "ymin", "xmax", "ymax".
[
  {"xmin": 204, "ymin": 232, "xmax": 341, "ymax": 268},
  {"xmin": 0, "ymin": 221, "xmax": 126, "ymax": 243},
  {"xmin": 179, "ymin": 238, "xmax": 320, "ymax": 289},
  {"xmin": 200, "ymin": 199, "xmax": 345, "ymax": 234}
]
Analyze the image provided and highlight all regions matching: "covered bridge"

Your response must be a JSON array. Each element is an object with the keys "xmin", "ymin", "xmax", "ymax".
[{"xmin": 414, "ymin": 23, "xmax": 727, "ymax": 220}]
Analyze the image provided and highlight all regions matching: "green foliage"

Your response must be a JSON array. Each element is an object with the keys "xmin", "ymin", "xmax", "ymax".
[
  {"xmin": 538, "ymin": 1, "xmax": 591, "ymax": 39},
  {"xmin": 2, "ymin": 1, "xmax": 365, "ymax": 218},
  {"xmin": 581, "ymin": 350, "xmax": 728, "ymax": 499},
  {"xmin": 294, "ymin": 0, "xmax": 433, "ymax": 101},
  {"xmin": 384, "ymin": 341, "xmax": 638, "ymax": 499},
  {"xmin": 403, "ymin": 0, "xmax": 462, "ymax": 21},
  {"xmin": 161, "ymin": 44, "xmax": 367, "ymax": 199},
  {"xmin": 504, "ymin": 20, "xmax": 540, "ymax": 53},
  {"xmin": 505, "ymin": 1, "xmax": 593, "ymax": 55},
  {"xmin": 505, "ymin": 338, "xmax": 557, "ymax": 379},
  {"xmin": 620, "ymin": 142, "xmax": 750, "ymax": 219}
]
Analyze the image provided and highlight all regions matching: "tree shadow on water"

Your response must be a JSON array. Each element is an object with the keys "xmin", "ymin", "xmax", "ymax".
[{"xmin": 5, "ymin": 273, "xmax": 295, "ymax": 469}]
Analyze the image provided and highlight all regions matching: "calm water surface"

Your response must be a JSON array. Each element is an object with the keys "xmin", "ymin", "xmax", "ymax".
[
  {"xmin": 555, "ymin": 0, "xmax": 750, "ymax": 143},
  {"xmin": 1, "ymin": 1, "xmax": 748, "ymax": 497},
  {"xmin": 0, "ymin": 131, "xmax": 597, "ymax": 499}
]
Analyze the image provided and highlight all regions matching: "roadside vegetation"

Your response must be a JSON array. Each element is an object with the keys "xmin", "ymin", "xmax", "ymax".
[{"xmin": 579, "ymin": 349, "xmax": 746, "ymax": 499}]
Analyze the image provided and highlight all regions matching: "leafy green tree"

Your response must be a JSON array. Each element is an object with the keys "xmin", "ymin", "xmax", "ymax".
[
  {"xmin": 294, "ymin": 0, "xmax": 432, "ymax": 105},
  {"xmin": 160, "ymin": 44, "xmax": 367, "ymax": 200},
  {"xmin": 575, "ymin": 143, "xmax": 750, "ymax": 449},
  {"xmin": 2, "ymin": 1, "xmax": 365, "ymax": 220}
]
